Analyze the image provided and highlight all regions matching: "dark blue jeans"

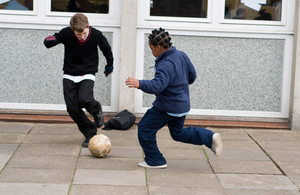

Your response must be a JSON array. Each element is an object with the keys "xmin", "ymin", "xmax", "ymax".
[{"xmin": 138, "ymin": 107, "xmax": 214, "ymax": 166}]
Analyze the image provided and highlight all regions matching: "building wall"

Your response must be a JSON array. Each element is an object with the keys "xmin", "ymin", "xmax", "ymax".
[
  {"xmin": 0, "ymin": 0, "xmax": 299, "ymax": 130},
  {"xmin": 0, "ymin": 29, "xmax": 113, "ymax": 110},
  {"xmin": 142, "ymin": 35, "xmax": 285, "ymax": 112},
  {"xmin": 291, "ymin": 0, "xmax": 300, "ymax": 131}
]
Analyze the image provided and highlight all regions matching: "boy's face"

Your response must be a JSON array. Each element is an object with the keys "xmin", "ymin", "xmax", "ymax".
[
  {"xmin": 149, "ymin": 41, "xmax": 161, "ymax": 58},
  {"xmin": 74, "ymin": 28, "xmax": 89, "ymax": 42}
]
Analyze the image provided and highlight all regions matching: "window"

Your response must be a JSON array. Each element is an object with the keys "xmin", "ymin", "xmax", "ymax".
[
  {"xmin": 138, "ymin": 0, "xmax": 293, "ymax": 32},
  {"xmin": 226, "ymin": 0, "xmax": 281, "ymax": 21},
  {"xmin": 51, "ymin": 0, "xmax": 109, "ymax": 14},
  {"xmin": 0, "ymin": 0, "xmax": 33, "ymax": 11},
  {"xmin": 0, "ymin": 0, "xmax": 120, "ymax": 28},
  {"xmin": 150, "ymin": 0, "xmax": 207, "ymax": 18}
]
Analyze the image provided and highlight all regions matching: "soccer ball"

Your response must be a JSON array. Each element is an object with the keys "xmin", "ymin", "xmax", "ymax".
[{"xmin": 88, "ymin": 134, "xmax": 111, "ymax": 157}]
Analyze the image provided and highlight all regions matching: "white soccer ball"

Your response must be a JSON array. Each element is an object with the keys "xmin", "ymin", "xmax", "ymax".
[{"xmin": 88, "ymin": 134, "xmax": 111, "ymax": 157}]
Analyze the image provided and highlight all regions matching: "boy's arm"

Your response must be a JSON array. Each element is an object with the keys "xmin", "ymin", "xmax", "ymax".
[
  {"xmin": 98, "ymin": 33, "xmax": 114, "ymax": 76},
  {"xmin": 137, "ymin": 64, "xmax": 171, "ymax": 94},
  {"xmin": 44, "ymin": 28, "xmax": 67, "ymax": 48},
  {"xmin": 188, "ymin": 60, "xmax": 197, "ymax": 84},
  {"xmin": 125, "ymin": 75, "xmax": 167, "ymax": 97},
  {"xmin": 43, "ymin": 35, "xmax": 58, "ymax": 48}
]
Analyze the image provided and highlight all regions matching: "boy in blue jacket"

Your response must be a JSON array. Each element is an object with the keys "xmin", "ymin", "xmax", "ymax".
[{"xmin": 126, "ymin": 28, "xmax": 223, "ymax": 168}]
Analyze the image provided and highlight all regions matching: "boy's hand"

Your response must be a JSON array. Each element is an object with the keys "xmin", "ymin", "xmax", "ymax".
[
  {"xmin": 125, "ymin": 77, "xmax": 140, "ymax": 88},
  {"xmin": 44, "ymin": 35, "xmax": 58, "ymax": 48},
  {"xmin": 45, "ymin": 36, "xmax": 57, "ymax": 43},
  {"xmin": 104, "ymin": 65, "xmax": 113, "ymax": 77}
]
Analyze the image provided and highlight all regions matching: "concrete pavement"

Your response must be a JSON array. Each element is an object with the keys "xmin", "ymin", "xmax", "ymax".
[{"xmin": 0, "ymin": 121, "xmax": 299, "ymax": 195}]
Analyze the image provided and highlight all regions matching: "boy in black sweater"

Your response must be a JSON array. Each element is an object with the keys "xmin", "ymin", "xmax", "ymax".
[{"xmin": 44, "ymin": 13, "xmax": 114, "ymax": 147}]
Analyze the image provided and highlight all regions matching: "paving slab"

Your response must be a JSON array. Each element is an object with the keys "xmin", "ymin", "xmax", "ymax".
[
  {"xmin": 14, "ymin": 143, "xmax": 81, "ymax": 156},
  {"xmin": 209, "ymin": 159, "xmax": 282, "ymax": 174},
  {"xmin": 30, "ymin": 123, "xmax": 80, "ymax": 135},
  {"xmin": 0, "ymin": 168, "xmax": 74, "ymax": 183},
  {"xmin": 151, "ymin": 126, "xmax": 172, "ymax": 139},
  {"xmin": 246, "ymin": 130, "xmax": 300, "ymax": 142},
  {"xmin": 0, "ymin": 154, "xmax": 12, "ymax": 171},
  {"xmin": 106, "ymin": 146, "xmax": 143, "ymax": 158},
  {"xmin": 224, "ymin": 189, "xmax": 300, "ymax": 195},
  {"xmin": 0, "ymin": 183, "xmax": 70, "ymax": 195},
  {"xmin": 69, "ymin": 184, "xmax": 148, "ymax": 195},
  {"xmin": 209, "ymin": 128, "xmax": 251, "ymax": 141},
  {"xmin": 217, "ymin": 174, "xmax": 298, "ymax": 190},
  {"xmin": 76, "ymin": 156, "xmax": 142, "ymax": 170},
  {"xmin": 289, "ymin": 175, "xmax": 300, "ymax": 188},
  {"xmin": 258, "ymin": 141, "xmax": 300, "ymax": 151},
  {"xmin": 73, "ymin": 169, "xmax": 146, "ymax": 185},
  {"xmin": 148, "ymin": 186, "xmax": 226, "ymax": 195},
  {"xmin": 268, "ymin": 150, "xmax": 300, "ymax": 162},
  {"xmin": 148, "ymin": 159, "xmax": 213, "ymax": 173},
  {"xmin": 0, "ymin": 134, "xmax": 27, "ymax": 143},
  {"xmin": 204, "ymin": 148, "xmax": 269, "ymax": 161},
  {"xmin": 159, "ymin": 147, "xmax": 206, "ymax": 160},
  {"xmin": 276, "ymin": 161, "xmax": 300, "ymax": 175},
  {"xmin": 80, "ymin": 146, "xmax": 143, "ymax": 158},
  {"xmin": 156, "ymin": 137, "xmax": 200, "ymax": 149},
  {"xmin": 6, "ymin": 154, "xmax": 78, "ymax": 169},
  {"xmin": 0, "ymin": 143, "xmax": 19, "ymax": 154},
  {"xmin": 23, "ymin": 134, "xmax": 83, "ymax": 145},
  {"xmin": 0, "ymin": 122, "xmax": 35, "ymax": 134},
  {"xmin": 147, "ymin": 172, "xmax": 223, "ymax": 189},
  {"xmin": 97, "ymin": 129, "xmax": 139, "ymax": 146},
  {"xmin": 0, "ymin": 122, "xmax": 300, "ymax": 194},
  {"xmin": 221, "ymin": 140, "xmax": 261, "ymax": 150}
]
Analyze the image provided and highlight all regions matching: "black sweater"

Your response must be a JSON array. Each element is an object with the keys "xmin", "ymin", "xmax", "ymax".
[{"xmin": 44, "ymin": 26, "xmax": 113, "ymax": 76}]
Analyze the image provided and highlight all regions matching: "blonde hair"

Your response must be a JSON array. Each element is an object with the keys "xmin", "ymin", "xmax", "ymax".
[{"xmin": 70, "ymin": 13, "xmax": 89, "ymax": 32}]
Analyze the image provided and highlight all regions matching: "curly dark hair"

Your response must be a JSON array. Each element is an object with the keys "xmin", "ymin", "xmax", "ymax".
[{"xmin": 148, "ymin": 28, "xmax": 172, "ymax": 49}]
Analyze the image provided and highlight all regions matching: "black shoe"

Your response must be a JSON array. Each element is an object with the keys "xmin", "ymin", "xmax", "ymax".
[
  {"xmin": 82, "ymin": 139, "xmax": 89, "ymax": 148},
  {"xmin": 93, "ymin": 109, "xmax": 104, "ymax": 128},
  {"xmin": 82, "ymin": 135, "xmax": 95, "ymax": 148}
]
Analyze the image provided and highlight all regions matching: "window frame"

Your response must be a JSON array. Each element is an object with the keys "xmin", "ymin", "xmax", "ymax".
[
  {"xmin": 0, "ymin": 0, "xmax": 121, "ymax": 29},
  {"xmin": 219, "ymin": 0, "xmax": 287, "ymax": 26},
  {"xmin": 0, "ymin": 0, "xmax": 37, "ymax": 16},
  {"xmin": 135, "ymin": 29, "xmax": 293, "ymax": 118},
  {"xmin": 141, "ymin": 0, "xmax": 213, "ymax": 24},
  {"xmin": 136, "ymin": 0, "xmax": 295, "ymax": 118},
  {"xmin": 0, "ymin": 0, "xmax": 121, "ymax": 112},
  {"xmin": 137, "ymin": 0, "xmax": 295, "ymax": 34}
]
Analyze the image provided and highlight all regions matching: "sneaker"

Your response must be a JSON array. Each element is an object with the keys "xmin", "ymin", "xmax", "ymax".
[
  {"xmin": 211, "ymin": 133, "xmax": 223, "ymax": 157},
  {"xmin": 138, "ymin": 161, "xmax": 167, "ymax": 169},
  {"xmin": 93, "ymin": 109, "xmax": 104, "ymax": 128}
]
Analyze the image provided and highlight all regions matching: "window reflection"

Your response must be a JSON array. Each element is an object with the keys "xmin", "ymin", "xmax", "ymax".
[
  {"xmin": 150, "ymin": 0, "xmax": 207, "ymax": 18},
  {"xmin": 51, "ymin": 0, "xmax": 109, "ymax": 13},
  {"xmin": 0, "ymin": 0, "xmax": 33, "ymax": 11},
  {"xmin": 225, "ymin": 0, "xmax": 281, "ymax": 21}
]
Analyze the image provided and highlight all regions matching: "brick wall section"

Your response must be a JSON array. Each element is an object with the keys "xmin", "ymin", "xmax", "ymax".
[{"xmin": 0, "ymin": 114, "xmax": 290, "ymax": 129}]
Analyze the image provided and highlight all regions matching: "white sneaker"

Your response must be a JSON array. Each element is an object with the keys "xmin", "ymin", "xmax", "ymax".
[
  {"xmin": 211, "ymin": 133, "xmax": 223, "ymax": 157},
  {"xmin": 138, "ymin": 161, "xmax": 167, "ymax": 169}
]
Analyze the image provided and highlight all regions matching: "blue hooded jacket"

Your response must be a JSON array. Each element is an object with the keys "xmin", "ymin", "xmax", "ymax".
[{"xmin": 139, "ymin": 47, "xmax": 197, "ymax": 114}]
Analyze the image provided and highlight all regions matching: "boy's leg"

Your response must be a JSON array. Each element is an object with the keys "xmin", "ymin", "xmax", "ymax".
[
  {"xmin": 78, "ymin": 80, "xmax": 103, "ymax": 127},
  {"xmin": 63, "ymin": 79, "xmax": 97, "ymax": 141},
  {"xmin": 168, "ymin": 116, "xmax": 214, "ymax": 148},
  {"xmin": 138, "ymin": 107, "xmax": 170, "ymax": 166}
]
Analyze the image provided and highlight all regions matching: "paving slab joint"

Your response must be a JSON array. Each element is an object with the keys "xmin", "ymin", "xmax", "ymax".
[
  {"xmin": 144, "ymin": 168, "xmax": 150, "ymax": 195},
  {"xmin": 246, "ymin": 132, "xmax": 287, "ymax": 176}
]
